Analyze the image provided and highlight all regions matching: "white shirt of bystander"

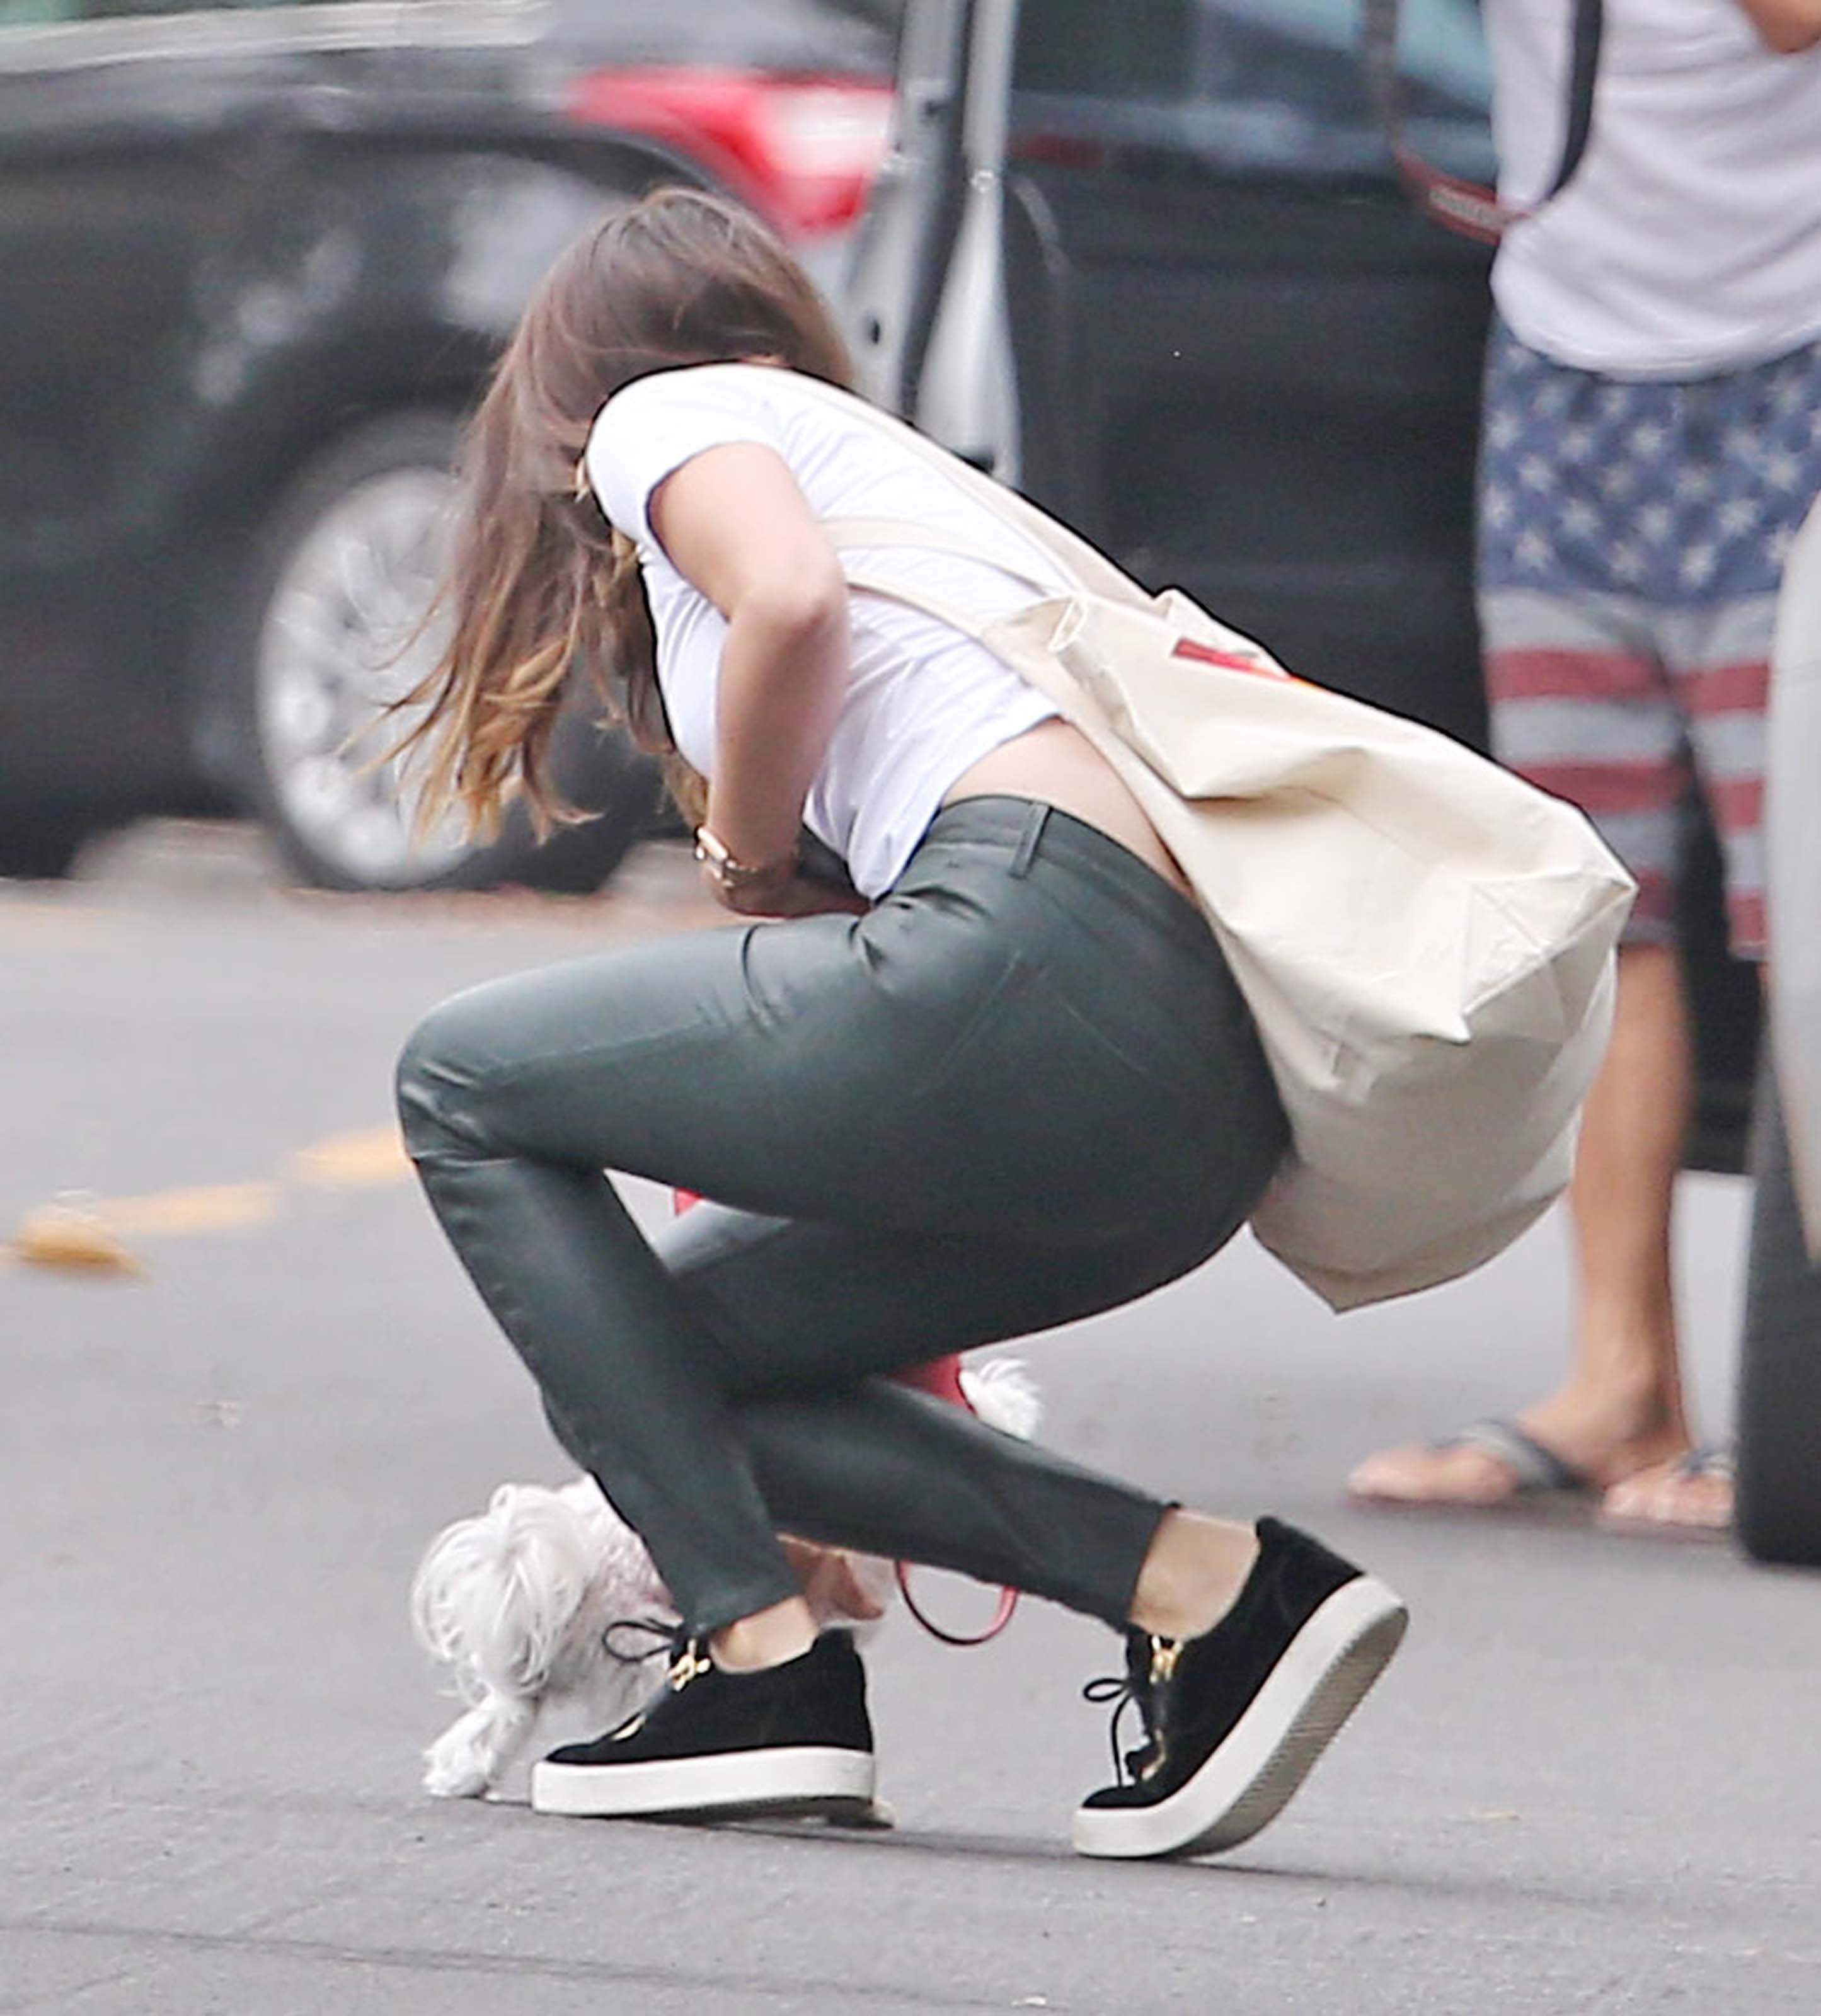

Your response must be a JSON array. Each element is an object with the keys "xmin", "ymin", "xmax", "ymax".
[{"xmin": 1486, "ymin": 0, "xmax": 1821, "ymax": 375}]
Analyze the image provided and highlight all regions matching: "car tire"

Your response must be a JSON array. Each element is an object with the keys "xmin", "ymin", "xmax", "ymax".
[
  {"xmin": 1734, "ymin": 1051, "xmax": 1821, "ymax": 1569},
  {"xmin": 212, "ymin": 411, "xmax": 656, "ymax": 895},
  {"xmin": 0, "ymin": 816, "xmax": 91, "ymax": 881}
]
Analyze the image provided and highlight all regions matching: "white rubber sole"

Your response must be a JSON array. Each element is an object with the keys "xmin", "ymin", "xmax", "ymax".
[
  {"xmin": 531, "ymin": 1744, "xmax": 877, "ymax": 1821},
  {"xmin": 1071, "ymin": 1574, "xmax": 1409, "ymax": 1860}
]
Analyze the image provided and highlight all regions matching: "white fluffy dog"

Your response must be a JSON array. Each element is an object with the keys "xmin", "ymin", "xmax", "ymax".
[{"xmin": 411, "ymin": 1359, "xmax": 1040, "ymax": 1798}]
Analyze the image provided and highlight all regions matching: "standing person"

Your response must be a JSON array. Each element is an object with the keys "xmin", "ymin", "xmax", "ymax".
[
  {"xmin": 391, "ymin": 189, "xmax": 1408, "ymax": 1857},
  {"xmin": 1350, "ymin": 0, "xmax": 1821, "ymax": 1530}
]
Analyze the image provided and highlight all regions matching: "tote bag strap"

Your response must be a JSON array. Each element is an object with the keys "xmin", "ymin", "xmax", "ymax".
[
  {"xmin": 691, "ymin": 363, "xmax": 1154, "ymax": 612},
  {"xmin": 823, "ymin": 515, "xmax": 1074, "ymax": 644},
  {"xmin": 822, "ymin": 522, "xmax": 1135, "ymax": 799},
  {"xmin": 822, "ymin": 515, "xmax": 1060, "ymax": 599}
]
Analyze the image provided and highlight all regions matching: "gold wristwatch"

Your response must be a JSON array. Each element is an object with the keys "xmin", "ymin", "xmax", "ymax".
[{"xmin": 692, "ymin": 825, "xmax": 797, "ymax": 896}]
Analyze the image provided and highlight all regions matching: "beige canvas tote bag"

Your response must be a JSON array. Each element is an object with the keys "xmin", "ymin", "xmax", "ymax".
[{"xmin": 684, "ymin": 369, "xmax": 1636, "ymax": 1310}]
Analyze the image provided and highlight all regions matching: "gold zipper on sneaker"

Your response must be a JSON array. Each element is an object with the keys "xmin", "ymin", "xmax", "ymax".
[
  {"xmin": 609, "ymin": 1637, "xmax": 712, "ymax": 1743},
  {"xmin": 1137, "ymin": 1637, "xmax": 1180, "ymax": 1780},
  {"xmin": 668, "ymin": 1641, "xmax": 713, "ymax": 1691}
]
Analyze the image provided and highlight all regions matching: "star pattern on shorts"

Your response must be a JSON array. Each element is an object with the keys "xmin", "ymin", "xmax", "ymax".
[
  {"xmin": 1560, "ymin": 424, "xmax": 1595, "ymax": 463},
  {"xmin": 1679, "ymin": 543, "xmax": 1719, "ymax": 590},
  {"xmin": 1481, "ymin": 329, "xmax": 1821, "ymax": 605},
  {"xmin": 1514, "ymin": 528, "xmax": 1554, "ymax": 572},
  {"xmin": 1561, "ymin": 498, "xmax": 1599, "ymax": 539},
  {"xmin": 1672, "ymin": 464, "xmax": 1715, "ymax": 503}
]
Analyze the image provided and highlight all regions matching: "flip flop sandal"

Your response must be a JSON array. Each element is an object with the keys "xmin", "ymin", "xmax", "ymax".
[
  {"xmin": 1443, "ymin": 1418, "xmax": 1595, "ymax": 1498},
  {"xmin": 1595, "ymin": 1445, "xmax": 1735, "ymax": 1542},
  {"xmin": 1351, "ymin": 1417, "xmax": 1594, "ymax": 1515}
]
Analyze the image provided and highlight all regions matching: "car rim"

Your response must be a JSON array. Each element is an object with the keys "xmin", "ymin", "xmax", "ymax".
[{"xmin": 255, "ymin": 465, "xmax": 474, "ymax": 886}]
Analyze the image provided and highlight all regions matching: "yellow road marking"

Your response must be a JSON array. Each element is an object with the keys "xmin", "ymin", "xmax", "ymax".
[
  {"xmin": 6, "ymin": 1125, "xmax": 414, "ymax": 1276},
  {"xmin": 103, "ymin": 1183, "xmax": 285, "ymax": 1237},
  {"xmin": 9, "ymin": 1203, "xmax": 144, "ymax": 1276},
  {"xmin": 287, "ymin": 1126, "xmax": 411, "ymax": 1189}
]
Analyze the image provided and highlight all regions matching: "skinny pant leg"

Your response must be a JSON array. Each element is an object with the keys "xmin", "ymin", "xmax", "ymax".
[
  {"xmin": 397, "ymin": 801, "xmax": 1286, "ymax": 1635},
  {"xmin": 538, "ymin": 1197, "xmax": 1221, "ymax": 1624}
]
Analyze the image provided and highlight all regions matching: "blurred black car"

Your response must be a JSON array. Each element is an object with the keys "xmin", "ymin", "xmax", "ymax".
[
  {"xmin": 0, "ymin": 0, "xmax": 900, "ymax": 889},
  {"xmin": 844, "ymin": 0, "xmax": 1759, "ymax": 1169}
]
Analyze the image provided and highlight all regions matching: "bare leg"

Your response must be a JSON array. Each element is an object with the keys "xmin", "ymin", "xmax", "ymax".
[
  {"xmin": 1521, "ymin": 940, "xmax": 1695, "ymax": 1472},
  {"xmin": 1350, "ymin": 942, "xmax": 1698, "ymax": 1503},
  {"xmin": 1128, "ymin": 1511, "xmax": 1261, "ymax": 1639},
  {"xmin": 713, "ymin": 1596, "xmax": 818, "ymax": 1671},
  {"xmin": 712, "ymin": 1509, "xmax": 1263, "ymax": 1670}
]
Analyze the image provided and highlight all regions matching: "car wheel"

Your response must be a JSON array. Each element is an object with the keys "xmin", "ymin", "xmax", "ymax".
[
  {"xmin": 1734, "ymin": 1051, "xmax": 1821, "ymax": 1568},
  {"xmin": 219, "ymin": 411, "xmax": 655, "ymax": 894},
  {"xmin": 0, "ymin": 816, "xmax": 91, "ymax": 881}
]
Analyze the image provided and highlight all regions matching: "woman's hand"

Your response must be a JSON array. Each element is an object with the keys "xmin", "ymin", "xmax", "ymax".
[
  {"xmin": 698, "ymin": 820, "xmax": 870, "ymax": 919},
  {"xmin": 704, "ymin": 864, "xmax": 869, "ymax": 919},
  {"xmin": 779, "ymin": 1535, "xmax": 890, "ymax": 1622},
  {"xmin": 1734, "ymin": 0, "xmax": 1821, "ymax": 49}
]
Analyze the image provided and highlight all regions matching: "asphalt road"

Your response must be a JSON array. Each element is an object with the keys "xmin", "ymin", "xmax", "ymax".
[{"xmin": 4, "ymin": 825, "xmax": 1817, "ymax": 2015}]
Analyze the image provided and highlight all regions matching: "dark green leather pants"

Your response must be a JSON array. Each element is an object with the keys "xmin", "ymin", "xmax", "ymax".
[{"xmin": 396, "ymin": 798, "xmax": 1288, "ymax": 1635}]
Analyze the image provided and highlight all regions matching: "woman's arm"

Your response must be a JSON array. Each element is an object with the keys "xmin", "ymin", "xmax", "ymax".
[
  {"xmin": 649, "ymin": 441, "xmax": 858, "ymax": 914},
  {"xmin": 1734, "ymin": 0, "xmax": 1821, "ymax": 52}
]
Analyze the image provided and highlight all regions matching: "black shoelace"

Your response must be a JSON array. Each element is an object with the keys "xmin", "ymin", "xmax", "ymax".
[
  {"xmin": 601, "ymin": 1614, "xmax": 685, "ymax": 1669},
  {"xmin": 1081, "ymin": 1633, "xmax": 1168, "ymax": 1785}
]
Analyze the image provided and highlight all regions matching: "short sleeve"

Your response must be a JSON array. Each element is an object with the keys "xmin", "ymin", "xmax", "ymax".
[{"xmin": 583, "ymin": 370, "xmax": 787, "ymax": 549}]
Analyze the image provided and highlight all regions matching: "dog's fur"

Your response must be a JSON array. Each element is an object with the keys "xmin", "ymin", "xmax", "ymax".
[{"xmin": 411, "ymin": 1358, "xmax": 1040, "ymax": 1797}]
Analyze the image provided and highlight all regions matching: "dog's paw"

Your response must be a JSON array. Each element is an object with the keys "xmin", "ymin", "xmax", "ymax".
[
  {"xmin": 422, "ymin": 1700, "xmax": 534, "ymax": 1799},
  {"xmin": 422, "ymin": 1751, "xmax": 491, "ymax": 1799}
]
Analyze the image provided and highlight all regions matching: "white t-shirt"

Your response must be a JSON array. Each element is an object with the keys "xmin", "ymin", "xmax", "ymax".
[
  {"xmin": 584, "ymin": 364, "xmax": 1064, "ymax": 898},
  {"xmin": 1486, "ymin": 0, "xmax": 1821, "ymax": 376}
]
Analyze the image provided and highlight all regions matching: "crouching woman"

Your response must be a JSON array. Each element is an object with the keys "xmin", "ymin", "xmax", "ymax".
[{"xmin": 392, "ymin": 187, "xmax": 1406, "ymax": 1860}]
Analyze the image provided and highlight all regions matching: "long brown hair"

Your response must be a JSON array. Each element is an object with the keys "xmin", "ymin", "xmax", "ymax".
[{"xmin": 394, "ymin": 186, "xmax": 858, "ymax": 837}]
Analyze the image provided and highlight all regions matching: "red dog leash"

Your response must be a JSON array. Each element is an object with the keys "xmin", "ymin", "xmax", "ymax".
[{"xmin": 674, "ymin": 1189, "xmax": 1020, "ymax": 1646}]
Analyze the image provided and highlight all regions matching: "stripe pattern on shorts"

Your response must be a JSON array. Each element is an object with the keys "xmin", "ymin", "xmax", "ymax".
[{"xmin": 1478, "ymin": 324, "xmax": 1821, "ymax": 959}]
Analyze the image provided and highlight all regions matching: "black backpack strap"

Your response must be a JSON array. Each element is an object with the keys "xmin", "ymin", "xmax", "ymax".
[
  {"xmin": 1546, "ymin": 0, "xmax": 1605, "ymax": 198},
  {"xmin": 1362, "ymin": 0, "xmax": 1604, "ymax": 244}
]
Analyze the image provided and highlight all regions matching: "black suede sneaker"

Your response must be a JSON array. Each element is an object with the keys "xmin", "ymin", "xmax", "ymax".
[
  {"xmin": 531, "ymin": 1629, "xmax": 876, "ymax": 1821},
  {"xmin": 1072, "ymin": 1518, "xmax": 1407, "ymax": 1860}
]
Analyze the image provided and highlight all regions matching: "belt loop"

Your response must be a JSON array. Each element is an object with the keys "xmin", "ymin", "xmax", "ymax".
[{"xmin": 1009, "ymin": 800, "xmax": 1050, "ymax": 878}]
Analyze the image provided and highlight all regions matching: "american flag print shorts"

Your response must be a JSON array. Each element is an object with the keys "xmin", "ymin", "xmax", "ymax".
[{"xmin": 1478, "ymin": 318, "xmax": 1821, "ymax": 958}]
